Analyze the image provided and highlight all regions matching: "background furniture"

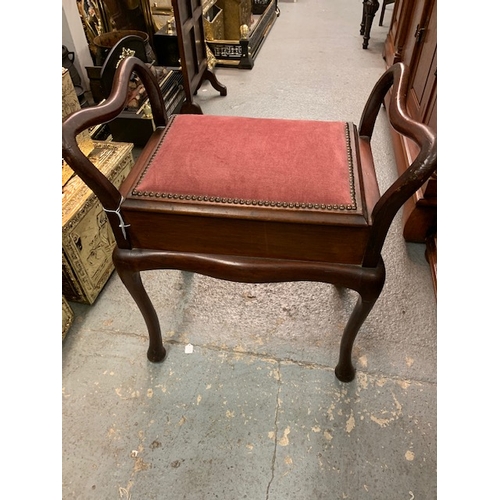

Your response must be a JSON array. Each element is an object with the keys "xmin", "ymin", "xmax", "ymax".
[
  {"xmin": 62, "ymin": 296, "xmax": 74, "ymax": 340},
  {"xmin": 62, "ymin": 59, "xmax": 436, "ymax": 382},
  {"xmin": 78, "ymin": 0, "xmax": 278, "ymax": 69},
  {"xmin": 86, "ymin": 2, "xmax": 227, "ymax": 120},
  {"xmin": 360, "ymin": 0, "xmax": 380, "ymax": 49},
  {"xmin": 360, "ymin": 0, "xmax": 395, "ymax": 48},
  {"xmin": 62, "ymin": 67, "xmax": 135, "ymax": 304},
  {"xmin": 203, "ymin": 0, "xmax": 279, "ymax": 68},
  {"xmin": 89, "ymin": 34, "xmax": 186, "ymax": 145},
  {"xmin": 379, "ymin": 0, "xmax": 395, "ymax": 26},
  {"xmin": 172, "ymin": 0, "xmax": 227, "ymax": 113},
  {"xmin": 383, "ymin": 0, "xmax": 436, "ymax": 291},
  {"xmin": 62, "ymin": 141, "xmax": 134, "ymax": 303}
]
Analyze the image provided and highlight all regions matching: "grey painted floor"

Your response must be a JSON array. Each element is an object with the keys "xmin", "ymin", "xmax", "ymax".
[{"xmin": 62, "ymin": 0, "xmax": 437, "ymax": 498}]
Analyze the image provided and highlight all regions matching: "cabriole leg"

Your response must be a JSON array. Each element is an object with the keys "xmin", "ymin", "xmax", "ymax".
[
  {"xmin": 334, "ymin": 262, "xmax": 385, "ymax": 382},
  {"xmin": 116, "ymin": 268, "xmax": 167, "ymax": 363},
  {"xmin": 334, "ymin": 294, "xmax": 379, "ymax": 382}
]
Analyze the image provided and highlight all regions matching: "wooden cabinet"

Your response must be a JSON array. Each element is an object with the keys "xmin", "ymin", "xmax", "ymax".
[
  {"xmin": 383, "ymin": 0, "xmax": 437, "ymax": 244},
  {"xmin": 404, "ymin": 0, "xmax": 436, "ymax": 131}
]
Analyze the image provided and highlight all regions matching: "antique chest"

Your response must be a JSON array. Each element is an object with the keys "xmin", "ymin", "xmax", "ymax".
[
  {"xmin": 62, "ymin": 296, "xmax": 74, "ymax": 340},
  {"xmin": 62, "ymin": 141, "xmax": 134, "ymax": 304}
]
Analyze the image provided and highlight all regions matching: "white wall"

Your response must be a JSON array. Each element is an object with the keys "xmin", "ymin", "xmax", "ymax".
[{"xmin": 62, "ymin": 0, "xmax": 94, "ymax": 90}]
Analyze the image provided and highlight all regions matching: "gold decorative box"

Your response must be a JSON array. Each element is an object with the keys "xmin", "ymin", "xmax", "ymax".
[
  {"xmin": 62, "ymin": 296, "xmax": 74, "ymax": 340},
  {"xmin": 62, "ymin": 141, "xmax": 134, "ymax": 304},
  {"xmin": 215, "ymin": 0, "xmax": 252, "ymax": 41},
  {"xmin": 203, "ymin": 4, "xmax": 224, "ymax": 41},
  {"xmin": 202, "ymin": 0, "xmax": 278, "ymax": 69},
  {"xmin": 62, "ymin": 68, "xmax": 93, "ymax": 165},
  {"xmin": 62, "ymin": 67, "xmax": 95, "ymax": 189}
]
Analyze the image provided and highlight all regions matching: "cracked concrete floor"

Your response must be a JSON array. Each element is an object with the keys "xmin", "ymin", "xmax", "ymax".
[
  {"xmin": 62, "ymin": 0, "xmax": 437, "ymax": 498},
  {"xmin": 63, "ymin": 335, "xmax": 435, "ymax": 499}
]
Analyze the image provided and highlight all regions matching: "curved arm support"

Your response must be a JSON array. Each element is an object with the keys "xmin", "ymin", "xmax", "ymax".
[
  {"xmin": 62, "ymin": 57, "xmax": 168, "ymax": 248},
  {"xmin": 359, "ymin": 63, "xmax": 437, "ymax": 267}
]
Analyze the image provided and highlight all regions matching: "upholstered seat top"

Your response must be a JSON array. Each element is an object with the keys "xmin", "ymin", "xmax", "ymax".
[{"xmin": 132, "ymin": 114, "xmax": 359, "ymax": 212}]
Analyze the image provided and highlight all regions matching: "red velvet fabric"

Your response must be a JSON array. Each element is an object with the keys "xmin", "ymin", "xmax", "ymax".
[{"xmin": 135, "ymin": 114, "xmax": 354, "ymax": 207}]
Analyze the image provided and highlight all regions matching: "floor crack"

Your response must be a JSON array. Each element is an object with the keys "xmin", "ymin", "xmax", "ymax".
[{"xmin": 266, "ymin": 360, "xmax": 282, "ymax": 500}]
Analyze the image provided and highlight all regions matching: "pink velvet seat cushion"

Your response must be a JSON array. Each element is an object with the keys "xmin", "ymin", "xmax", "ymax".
[{"xmin": 133, "ymin": 114, "xmax": 357, "ymax": 210}]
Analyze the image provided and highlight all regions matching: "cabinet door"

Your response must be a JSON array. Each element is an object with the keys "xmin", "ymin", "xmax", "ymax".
[
  {"xmin": 384, "ymin": 0, "xmax": 416, "ymax": 66},
  {"xmin": 383, "ymin": 0, "xmax": 437, "ymax": 244},
  {"xmin": 400, "ymin": 0, "xmax": 427, "ymax": 66},
  {"xmin": 406, "ymin": 0, "xmax": 437, "ymax": 130}
]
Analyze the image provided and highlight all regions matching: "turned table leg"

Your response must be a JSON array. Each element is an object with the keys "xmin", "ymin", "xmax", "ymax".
[{"xmin": 361, "ymin": 0, "xmax": 380, "ymax": 49}]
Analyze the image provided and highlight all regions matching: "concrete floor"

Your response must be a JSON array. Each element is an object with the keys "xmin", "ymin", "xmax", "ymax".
[{"xmin": 62, "ymin": 0, "xmax": 437, "ymax": 498}]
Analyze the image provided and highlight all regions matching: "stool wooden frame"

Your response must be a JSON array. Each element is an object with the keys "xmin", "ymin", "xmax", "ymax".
[{"xmin": 62, "ymin": 59, "xmax": 436, "ymax": 382}]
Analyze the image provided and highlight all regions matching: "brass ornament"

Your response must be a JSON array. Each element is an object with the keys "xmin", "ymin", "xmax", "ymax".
[{"xmin": 116, "ymin": 47, "xmax": 136, "ymax": 68}]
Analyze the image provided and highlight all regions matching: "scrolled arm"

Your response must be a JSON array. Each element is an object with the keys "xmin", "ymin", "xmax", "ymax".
[
  {"xmin": 62, "ymin": 57, "xmax": 168, "ymax": 248},
  {"xmin": 360, "ymin": 63, "xmax": 437, "ymax": 267}
]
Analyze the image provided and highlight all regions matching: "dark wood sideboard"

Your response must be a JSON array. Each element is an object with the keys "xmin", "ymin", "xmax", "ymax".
[{"xmin": 383, "ymin": 0, "xmax": 437, "ymax": 292}]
